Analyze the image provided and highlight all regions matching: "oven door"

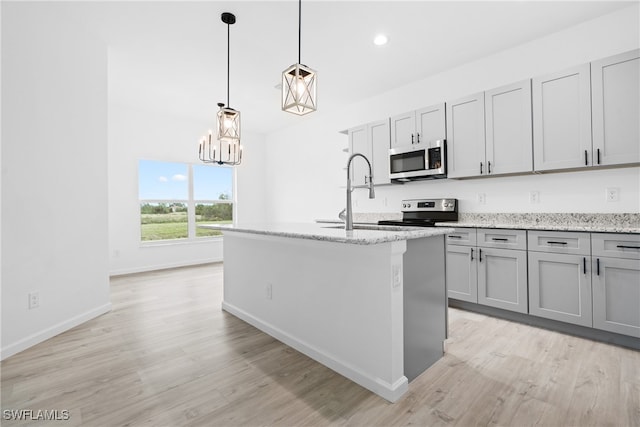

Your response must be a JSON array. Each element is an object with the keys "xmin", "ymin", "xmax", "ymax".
[{"xmin": 389, "ymin": 146, "xmax": 428, "ymax": 180}]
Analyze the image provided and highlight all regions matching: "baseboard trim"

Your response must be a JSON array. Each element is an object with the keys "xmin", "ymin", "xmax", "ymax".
[
  {"xmin": 222, "ymin": 301, "xmax": 408, "ymax": 403},
  {"xmin": 109, "ymin": 258, "xmax": 222, "ymax": 277},
  {"xmin": 0, "ymin": 303, "xmax": 113, "ymax": 361}
]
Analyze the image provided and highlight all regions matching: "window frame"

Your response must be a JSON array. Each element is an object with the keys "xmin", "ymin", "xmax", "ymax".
[{"xmin": 138, "ymin": 159, "xmax": 235, "ymax": 245}]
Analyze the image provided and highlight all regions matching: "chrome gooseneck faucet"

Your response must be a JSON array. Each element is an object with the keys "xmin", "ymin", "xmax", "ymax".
[{"xmin": 345, "ymin": 153, "xmax": 375, "ymax": 231}]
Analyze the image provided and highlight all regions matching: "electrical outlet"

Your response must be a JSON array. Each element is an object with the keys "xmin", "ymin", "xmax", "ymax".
[
  {"xmin": 477, "ymin": 193, "xmax": 486, "ymax": 205},
  {"xmin": 606, "ymin": 188, "xmax": 619, "ymax": 202},
  {"xmin": 392, "ymin": 265, "xmax": 401, "ymax": 288},
  {"xmin": 29, "ymin": 292, "xmax": 40, "ymax": 309},
  {"xmin": 266, "ymin": 283, "xmax": 272, "ymax": 300},
  {"xmin": 530, "ymin": 191, "xmax": 540, "ymax": 204}
]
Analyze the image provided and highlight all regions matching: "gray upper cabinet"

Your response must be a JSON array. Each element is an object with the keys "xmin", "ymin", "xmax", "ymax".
[
  {"xmin": 369, "ymin": 119, "xmax": 391, "ymax": 186},
  {"xmin": 347, "ymin": 125, "xmax": 369, "ymax": 187},
  {"xmin": 532, "ymin": 64, "xmax": 592, "ymax": 171},
  {"xmin": 348, "ymin": 119, "xmax": 391, "ymax": 186},
  {"xmin": 446, "ymin": 93, "xmax": 485, "ymax": 178},
  {"xmin": 485, "ymin": 80, "xmax": 533, "ymax": 175},
  {"xmin": 390, "ymin": 103, "xmax": 446, "ymax": 148},
  {"xmin": 591, "ymin": 49, "xmax": 640, "ymax": 167},
  {"xmin": 448, "ymin": 81, "xmax": 533, "ymax": 178}
]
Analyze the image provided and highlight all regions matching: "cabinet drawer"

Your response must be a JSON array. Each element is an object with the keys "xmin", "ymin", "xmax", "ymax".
[
  {"xmin": 446, "ymin": 228, "xmax": 477, "ymax": 246},
  {"xmin": 592, "ymin": 233, "xmax": 640, "ymax": 260},
  {"xmin": 477, "ymin": 229, "xmax": 526, "ymax": 250},
  {"xmin": 528, "ymin": 230, "xmax": 590, "ymax": 255}
]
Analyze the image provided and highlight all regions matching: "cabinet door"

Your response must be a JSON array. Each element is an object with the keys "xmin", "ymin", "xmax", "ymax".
[
  {"xmin": 446, "ymin": 93, "xmax": 486, "ymax": 178},
  {"xmin": 477, "ymin": 248, "xmax": 528, "ymax": 314},
  {"xmin": 348, "ymin": 125, "xmax": 370, "ymax": 186},
  {"xmin": 591, "ymin": 49, "xmax": 640, "ymax": 166},
  {"xmin": 369, "ymin": 119, "xmax": 391, "ymax": 185},
  {"xmin": 485, "ymin": 80, "xmax": 533, "ymax": 175},
  {"xmin": 415, "ymin": 103, "xmax": 446, "ymax": 148},
  {"xmin": 390, "ymin": 111, "xmax": 415, "ymax": 148},
  {"xmin": 528, "ymin": 252, "xmax": 592, "ymax": 327},
  {"xmin": 446, "ymin": 245, "xmax": 477, "ymax": 303},
  {"xmin": 592, "ymin": 257, "xmax": 640, "ymax": 337},
  {"xmin": 532, "ymin": 64, "xmax": 592, "ymax": 171}
]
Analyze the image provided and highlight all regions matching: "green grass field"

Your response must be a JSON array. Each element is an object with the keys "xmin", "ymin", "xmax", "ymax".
[{"xmin": 140, "ymin": 212, "xmax": 231, "ymax": 241}]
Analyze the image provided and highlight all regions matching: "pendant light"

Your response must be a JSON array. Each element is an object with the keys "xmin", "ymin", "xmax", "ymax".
[
  {"xmin": 199, "ymin": 12, "xmax": 242, "ymax": 165},
  {"xmin": 282, "ymin": 0, "xmax": 317, "ymax": 115}
]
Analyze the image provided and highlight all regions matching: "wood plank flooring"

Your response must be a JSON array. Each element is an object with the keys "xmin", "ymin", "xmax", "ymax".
[{"xmin": 2, "ymin": 262, "xmax": 639, "ymax": 426}]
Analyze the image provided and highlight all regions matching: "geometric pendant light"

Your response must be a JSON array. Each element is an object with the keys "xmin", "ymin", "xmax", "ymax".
[
  {"xmin": 199, "ymin": 12, "xmax": 242, "ymax": 165},
  {"xmin": 282, "ymin": 0, "xmax": 317, "ymax": 115}
]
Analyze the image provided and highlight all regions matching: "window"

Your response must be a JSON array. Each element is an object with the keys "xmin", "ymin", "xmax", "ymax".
[{"xmin": 138, "ymin": 160, "xmax": 233, "ymax": 242}]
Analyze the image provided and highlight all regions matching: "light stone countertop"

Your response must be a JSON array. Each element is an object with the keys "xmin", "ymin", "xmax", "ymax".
[
  {"xmin": 199, "ymin": 222, "xmax": 453, "ymax": 245},
  {"xmin": 436, "ymin": 213, "xmax": 640, "ymax": 234}
]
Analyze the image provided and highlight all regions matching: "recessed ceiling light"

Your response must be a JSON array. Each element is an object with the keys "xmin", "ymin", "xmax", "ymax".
[{"xmin": 373, "ymin": 34, "xmax": 388, "ymax": 46}]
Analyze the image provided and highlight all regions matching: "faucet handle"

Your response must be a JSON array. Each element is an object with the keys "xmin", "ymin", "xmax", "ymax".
[{"xmin": 338, "ymin": 208, "xmax": 346, "ymax": 221}]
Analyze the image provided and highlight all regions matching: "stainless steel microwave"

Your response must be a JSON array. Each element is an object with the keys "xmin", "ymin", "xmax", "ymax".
[{"xmin": 389, "ymin": 140, "xmax": 447, "ymax": 182}]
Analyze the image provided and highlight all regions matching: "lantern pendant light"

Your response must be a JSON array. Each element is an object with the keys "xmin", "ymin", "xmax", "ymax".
[
  {"xmin": 198, "ymin": 12, "xmax": 242, "ymax": 165},
  {"xmin": 282, "ymin": 0, "xmax": 317, "ymax": 115}
]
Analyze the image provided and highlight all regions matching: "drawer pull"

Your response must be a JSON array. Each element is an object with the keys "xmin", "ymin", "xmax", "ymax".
[
  {"xmin": 492, "ymin": 238, "xmax": 508, "ymax": 242},
  {"xmin": 616, "ymin": 245, "xmax": 640, "ymax": 250},
  {"xmin": 448, "ymin": 235, "xmax": 462, "ymax": 239},
  {"xmin": 547, "ymin": 241, "xmax": 568, "ymax": 245}
]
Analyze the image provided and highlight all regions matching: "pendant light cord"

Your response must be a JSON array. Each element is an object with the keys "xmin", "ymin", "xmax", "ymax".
[
  {"xmin": 298, "ymin": 0, "xmax": 301, "ymax": 64},
  {"xmin": 227, "ymin": 21, "xmax": 230, "ymax": 107}
]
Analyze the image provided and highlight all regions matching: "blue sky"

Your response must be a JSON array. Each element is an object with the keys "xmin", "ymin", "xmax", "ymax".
[{"xmin": 138, "ymin": 160, "xmax": 233, "ymax": 200}]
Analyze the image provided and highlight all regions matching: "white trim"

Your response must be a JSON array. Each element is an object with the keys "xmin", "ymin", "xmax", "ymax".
[
  {"xmin": 109, "ymin": 258, "xmax": 222, "ymax": 277},
  {"xmin": 0, "ymin": 303, "xmax": 112, "ymax": 361},
  {"xmin": 222, "ymin": 301, "xmax": 409, "ymax": 403}
]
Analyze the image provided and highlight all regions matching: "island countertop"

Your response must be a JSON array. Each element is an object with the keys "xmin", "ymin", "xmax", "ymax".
[{"xmin": 199, "ymin": 222, "xmax": 453, "ymax": 245}]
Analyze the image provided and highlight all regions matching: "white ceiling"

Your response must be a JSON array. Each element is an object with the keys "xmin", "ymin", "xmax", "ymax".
[{"xmin": 64, "ymin": 1, "xmax": 634, "ymax": 135}]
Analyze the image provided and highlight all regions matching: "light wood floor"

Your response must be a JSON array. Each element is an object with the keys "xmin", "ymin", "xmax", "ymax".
[{"xmin": 2, "ymin": 262, "xmax": 639, "ymax": 426}]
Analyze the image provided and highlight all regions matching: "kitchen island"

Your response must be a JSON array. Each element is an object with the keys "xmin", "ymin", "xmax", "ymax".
[{"xmin": 199, "ymin": 222, "xmax": 453, "ymax": 402}]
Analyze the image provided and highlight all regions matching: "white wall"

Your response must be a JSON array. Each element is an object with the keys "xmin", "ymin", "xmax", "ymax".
[
  {"xmin": 107, "ymin": 101, "xmax": 267, "ymax": 275},
  {"xmin": 261, "ymin": 4, "xmax": 640, "ymax": 222},
  {"xmin": 1, "ymin": 3, "xmax": 111, "ymax": 359}
]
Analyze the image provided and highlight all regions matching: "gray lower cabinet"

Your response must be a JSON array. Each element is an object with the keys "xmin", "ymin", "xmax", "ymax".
[
  {"xmin": 446, "ymin": 229, "xmax": 477, "ymax": 303},
  {"xmin": 477, "ymin": 247, "xmax": 528, "ymax": 314},
  {"xmin": 447, "ymin": 228, "xmax": 527, "ymax": 313},
  {"xmin": 591, "ymin": 233, "xmax": 640, "ymax": 337},
  {"xmin": 527, "ymin": 231, "xmax": 593, "ymax": 327},
  {"xmin": 528, "ymin": 251, "xmax": 593, "ymax": 327}
]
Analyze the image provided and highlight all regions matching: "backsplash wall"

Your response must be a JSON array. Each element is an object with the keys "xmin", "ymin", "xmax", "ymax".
[{"xmin": 352, "ymin": 166, "xmax": 639, "ymax": 214}]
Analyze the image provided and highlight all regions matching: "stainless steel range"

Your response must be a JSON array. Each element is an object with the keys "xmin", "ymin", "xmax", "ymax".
[{"xmin": 378, "ymin": 198, "xmax": 458, "ymax": 227}]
